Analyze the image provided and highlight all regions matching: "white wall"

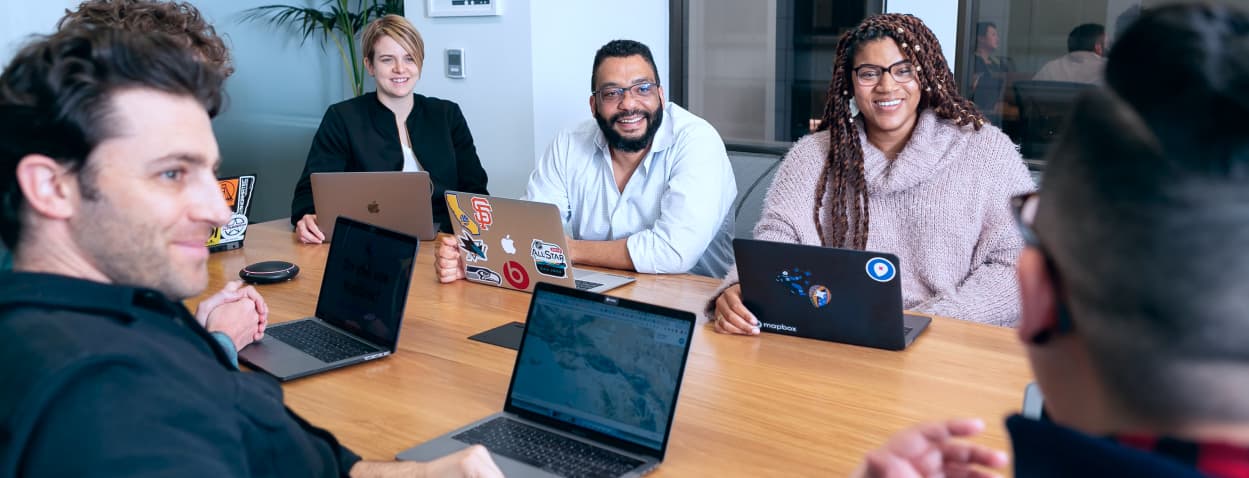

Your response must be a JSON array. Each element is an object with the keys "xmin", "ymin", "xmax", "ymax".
[
  {"xmin": 886, "ymin": 0, "xmax": 960, "ymax": 70},
  {"xmin": 404, "ymin": 0, "xmax": 669, "ymax": 199},
  {"xmin": 404, "ymin": 0, "xmax": 535, "ymax": 199},
  {"xmin": 0, "ymin": 0, "xmax": 79, "ymax": 64}
]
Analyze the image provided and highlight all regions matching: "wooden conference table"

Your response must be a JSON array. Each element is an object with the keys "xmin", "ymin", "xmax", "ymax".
[{"xmin": 191, "ymin": 219, "xmax": 1033, "ymax": 476}]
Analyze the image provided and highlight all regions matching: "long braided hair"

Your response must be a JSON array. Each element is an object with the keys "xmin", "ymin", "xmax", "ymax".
[{"xmin": 814, "ymin": 13, "xmax": 985, "ymax": 249}]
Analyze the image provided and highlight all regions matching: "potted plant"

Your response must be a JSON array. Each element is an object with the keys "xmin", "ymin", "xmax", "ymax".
[{"xmin": 240, "ymin": 0, "xmax": 404, "ymax": 97}]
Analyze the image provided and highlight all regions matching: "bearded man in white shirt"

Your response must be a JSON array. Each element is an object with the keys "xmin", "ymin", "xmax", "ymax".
[{"xmin": 435, "ymin": 39, "xmax": 736, "ymax": 281}]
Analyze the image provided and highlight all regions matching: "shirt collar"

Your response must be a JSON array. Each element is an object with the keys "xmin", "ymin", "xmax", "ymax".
[{"xmin": 593, "ymin": 102, "xmax": 676, "ymax": 175}]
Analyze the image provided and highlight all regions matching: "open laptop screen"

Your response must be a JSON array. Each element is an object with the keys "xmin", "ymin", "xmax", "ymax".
[
  {"xmin": 315, "ymin": 216, "xmax": 417, "ymax": 350},
  {"xmin": 507, "ymin": 285, "xmax": 693, "ymax": 453}
]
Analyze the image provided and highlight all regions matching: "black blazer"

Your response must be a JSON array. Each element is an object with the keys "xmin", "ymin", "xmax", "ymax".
[{"xmin": 291, "ymin": 92, "xmax": 489, "ymax": 232}]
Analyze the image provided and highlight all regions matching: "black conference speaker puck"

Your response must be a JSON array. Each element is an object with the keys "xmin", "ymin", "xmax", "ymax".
[{"xmin": 239, "ymin": 260, "xmax": 299, "ymax": 284}]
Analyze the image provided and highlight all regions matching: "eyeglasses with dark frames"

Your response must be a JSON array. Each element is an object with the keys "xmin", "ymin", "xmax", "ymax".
[
  {"xmin": 852, "ymin": 60, "xmax": 916, "ymax": 87},
  {"xmin": 592, "ymin": 82, "xmax": 659, "ymax": 103},
  {"xmin": 1010, "ymin": 191, "xmax": 1075, "ymax": 342},
  {"xmin": 1011, "ymin": 192, "xmax": 1041, "ymax": 247}
]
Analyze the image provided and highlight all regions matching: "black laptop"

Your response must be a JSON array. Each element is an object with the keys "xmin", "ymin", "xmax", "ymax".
[
  {"xmin": 397, "ymin": 282, "xmax": 696, "ymax": 477},
  {"xmin": 239, "ymin": 216, "xmax": 418, "ymax": 381},
  {"xmin": 733, "ymin": 238, "xmax": 930, "ymax": 350}
]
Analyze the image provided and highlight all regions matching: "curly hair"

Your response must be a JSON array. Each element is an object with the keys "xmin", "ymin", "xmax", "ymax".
[
  {"xmin": 58, "ymin": 0, "xmax": 233, "ymax": 78},
  {"xmin": 0, "ymin": 28, "xmax": 224, "ymax": 250},
  {"xmin": 813, "ymin": 13, "xmax": 985, "ymax": 249}
]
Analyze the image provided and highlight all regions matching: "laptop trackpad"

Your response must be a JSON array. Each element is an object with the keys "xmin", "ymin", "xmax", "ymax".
[
  {"xmin": 398, "ymin": 436, "xmax": 551, "ymax": 478},
  {"xmin": 468, "ymin": 322, "xmax": 524, "ymax": 350},
  {"xmin": 239, "ymin": 336, "xmax": 326, "ymax": 376}
]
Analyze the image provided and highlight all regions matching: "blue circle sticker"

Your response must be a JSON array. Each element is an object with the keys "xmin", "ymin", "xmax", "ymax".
[{"xmin": 866, "ymin": 257, "xmax": 896, "ymax": 282}]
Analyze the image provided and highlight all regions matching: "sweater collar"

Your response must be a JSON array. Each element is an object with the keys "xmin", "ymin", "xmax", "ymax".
[{"xmin": 857, "ymin": 110, "xmax": 962, "ymax": 195}]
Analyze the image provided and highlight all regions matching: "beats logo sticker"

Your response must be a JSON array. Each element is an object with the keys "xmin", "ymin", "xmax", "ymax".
[{"xmin": 503, "ymin": 261, "xmax": 530, "ymax": 289}]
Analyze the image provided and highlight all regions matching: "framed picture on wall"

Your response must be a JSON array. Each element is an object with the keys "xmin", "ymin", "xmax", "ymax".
[{"xmin": 426, "ymin": 0, "xmax": 502, "ymax": 17}]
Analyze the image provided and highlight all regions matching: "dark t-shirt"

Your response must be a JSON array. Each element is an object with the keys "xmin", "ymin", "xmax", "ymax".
[{"xmin": 971, "ymin": 54, "xmax": 1015, "ymax": 121}]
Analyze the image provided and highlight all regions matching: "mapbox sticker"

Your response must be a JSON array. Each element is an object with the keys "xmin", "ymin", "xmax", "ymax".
[
  {"xmin": 466, "ymin": 265, "xmax": 502, "ymax": 285},
  {"xmin": 530, "ymin": 239, "xmax": 568, "ymax": 278}
]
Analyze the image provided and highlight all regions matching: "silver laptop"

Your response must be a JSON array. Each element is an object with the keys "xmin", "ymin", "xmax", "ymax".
[
  {"xmin": 444, "ymin": 191, "xmax": 634, "ymax": 293},
  {"xmin": 398, "ymin": 282, "xmax": 696, "ymax": 477},
  {"xmin": 311, "ymin": 171, "xmax": 436, "ymax": 240},
  {"xmin": 239, "ymin": 216, "xmax": 418, "ymax": 381}
]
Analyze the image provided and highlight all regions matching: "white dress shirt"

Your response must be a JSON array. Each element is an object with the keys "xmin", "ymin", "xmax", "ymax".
[
  {"xmin": 1033, "ymin": 51, "xmax": 1106, "ymax": 85},
  {"xmin": 524, "ymin": 102, "xmax": 736, "ymax": 277}
]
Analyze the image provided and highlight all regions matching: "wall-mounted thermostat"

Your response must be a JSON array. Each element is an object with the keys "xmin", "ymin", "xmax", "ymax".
[
  {"xmin": 445, "ymin": 49, "xmax": 465, "ymax": 79},
  {"xmin": 426, "ymin": 0, "xmax": 502, "ymax": 17}
]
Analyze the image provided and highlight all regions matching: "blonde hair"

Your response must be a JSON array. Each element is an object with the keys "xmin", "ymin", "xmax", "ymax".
[{"xmin": 361, "ymin": 14, "xmax": 425, "ymax": 70}]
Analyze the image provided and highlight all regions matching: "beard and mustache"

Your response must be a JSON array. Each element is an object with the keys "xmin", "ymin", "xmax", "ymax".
[{"xmin": 594, "ymin": 104, "xmax": 664, "ymax": 153}]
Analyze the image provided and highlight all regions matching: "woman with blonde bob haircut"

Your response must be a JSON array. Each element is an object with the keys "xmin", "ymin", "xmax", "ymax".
[{"xmin": 291, "ymin": 14, "xmax": 489, "ymax": 243}]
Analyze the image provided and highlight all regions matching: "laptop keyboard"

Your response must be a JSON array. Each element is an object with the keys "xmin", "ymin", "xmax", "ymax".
[
  {"xmin": 453, "ymin": 417, "xmax": 643, "ymax": 478},
  {"xmin": 266, "ymin": 320, "xmax": 376, "ymax": 363},
  {"xmin": 574, "ymin": 279, "xmax": 604, "ymax": 291}
]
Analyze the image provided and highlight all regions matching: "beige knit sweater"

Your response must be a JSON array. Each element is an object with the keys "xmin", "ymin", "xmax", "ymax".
[{"xmin": 716, "ymin": 111, "xmax": 1036, "ymax": 326}]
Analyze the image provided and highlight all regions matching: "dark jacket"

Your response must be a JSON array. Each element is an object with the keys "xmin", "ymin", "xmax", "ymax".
[
  {"xmin": 0, "ymin": 273, "xmax": 361, "ymax": 477},
  {"xmin": 1008, "ymin": 414, "xmax": 1208, "ymax": 477},
  {"xmin": 291, "ymin": 92, "xmax": 489, "ymax": 232}
]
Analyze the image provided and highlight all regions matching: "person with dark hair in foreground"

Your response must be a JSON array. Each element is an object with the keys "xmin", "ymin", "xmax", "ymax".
[
  {"xmin": 58, "ymin": 0, "xmax": 234, "ymax": 78},
  {"xmin": 0, "ymin": 0, "xmax": 234, "ymax": 274},
  {"xmin": 1033, "ymin": 23, "xmax": 1106, "ymax": 84},
  {"xmin": 48, "ymin": 0, "xmax": 265, "ymax": 354},
  {"xmin": 853, "ymin": 4, "xmax": 1249, "ymax": 477},
  {"xmin": 0, "ymin": 28, "xmax": 500, "ymax": 477},
  {"xmin": 434, "ymin": 39, "xmax": 737, "ymax": 279},
  {"xmin": 710, "ymin": 13, "xmax": 1033, "ymax": 332}
]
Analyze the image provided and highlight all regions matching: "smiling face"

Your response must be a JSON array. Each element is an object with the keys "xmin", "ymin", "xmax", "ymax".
[
  {"xmin": 589, "ymin": 55, "xmax": 665, "ymax": 153},
  {"xmin": 68, "ymin": 88, "xmax": 231, "ymax": 299},
  {"xmin": 852, "ymin": 38, "xmax": 922, "ymax": 142},
  {"xmin": 366, "ymin": 35, "xmax": 420, "ymax": 100}
]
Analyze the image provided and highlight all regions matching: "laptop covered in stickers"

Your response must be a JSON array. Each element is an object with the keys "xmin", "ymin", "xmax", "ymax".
[
  {"xmin": 206, "ymin": 174, "xmax": 255, "ymax": 253},
  {"xmin": 732, "ymin": 238, "xmax": 931, "ymax": 350},
  {"xmin": 444, "ymin": 191, "xmax": 634, "ymax": 293}
]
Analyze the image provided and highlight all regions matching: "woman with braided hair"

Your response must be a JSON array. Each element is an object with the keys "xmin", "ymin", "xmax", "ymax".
[{"xmin": 709, "ymin": 13, "xmax": 1034, "ymax": 333}]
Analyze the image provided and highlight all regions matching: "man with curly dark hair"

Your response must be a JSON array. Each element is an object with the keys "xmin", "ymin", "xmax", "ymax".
[{"xmin": 58, "ymin": 0, "xmax": 234, "ymax": 79}]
